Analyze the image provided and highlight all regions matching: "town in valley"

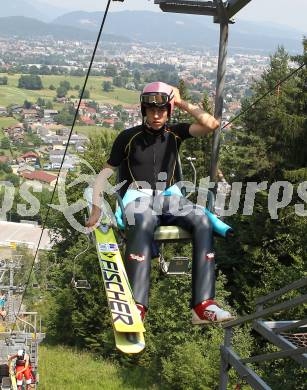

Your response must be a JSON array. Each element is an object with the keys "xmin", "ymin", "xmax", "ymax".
[{"xmin": 0, "ymin": 35, "xmax": 270, "ymax": 227}]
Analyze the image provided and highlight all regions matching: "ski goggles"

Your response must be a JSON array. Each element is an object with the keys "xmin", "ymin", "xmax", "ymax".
[{"xmin": 140, "ymin": 93, "xmax": 171, "ymax": 106}]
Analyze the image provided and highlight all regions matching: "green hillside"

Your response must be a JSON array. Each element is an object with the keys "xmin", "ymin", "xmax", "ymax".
[
  {"xmin": 39, "ymin": 345, "xmax": 158, "ymax": 390},
  {"xmin": 0, "ymin": 74, "xmax": 139, "ymax": 107}
]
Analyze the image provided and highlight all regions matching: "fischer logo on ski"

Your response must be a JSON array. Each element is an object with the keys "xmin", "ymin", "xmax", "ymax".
[
  {"xmin": 96, "ymin": 243, "xmax": 145, "ymax": 333},
  {"xmin": 101, "ymin": 256, "xmax": 134, "ymax": 325}
]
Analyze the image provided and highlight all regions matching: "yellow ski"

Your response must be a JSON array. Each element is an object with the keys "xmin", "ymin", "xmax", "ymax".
[
  {"xmin": 85, "ymin": 188, "xmax": 145, "ymax": 354},
  {"xmin": 9, "ymin": 362, "xmax": 17, "ymax": 390}
]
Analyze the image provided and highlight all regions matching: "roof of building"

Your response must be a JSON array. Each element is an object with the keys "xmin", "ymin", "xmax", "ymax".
[
  {"xmin": 0, "ymin": 221, "xmax": 53, "ymax": 251},
  {"xmin": 85, "ymin": 107, "xmax": 96, "ymax": 114},
  {"xmin": 21, "ymin": 151, "xmax": 38, "ymax": 159},
  {"xmin": 80, "ymin": 116, "xmax": 96, "ymax": 125},
  {"xmin": 21, "ymin": 171, "xmax": 57, "ymax": 184},
  {"xmin": 22, "ymin": 109, "xmax": 38, "ymax": 114}
]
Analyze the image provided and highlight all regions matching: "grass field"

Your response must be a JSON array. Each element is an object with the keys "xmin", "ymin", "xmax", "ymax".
[
  {"xmin": 0, "ymin": 74, "xmax": 139, "ymax": 107},
  {"xmin": 0, "ymin": 116, "xmax": 19, "ymax": 131},
  {"xmin": 73, "ymin": 125, "xmax": 115, "ymax": 137},
  {"xmin": 39, "ymin": 345, "xmax": 158, "ymax": 390}
]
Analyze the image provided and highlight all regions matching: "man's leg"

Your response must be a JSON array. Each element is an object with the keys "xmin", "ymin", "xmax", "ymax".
[
  {"xmin": 24, "ymin": 367, "xmax": 32, "ymax": 389},
  {"xmin": 190, "ymin": 206, "xmax": 215, "ymax": 306},
  {"xmin": 163, "ymin": 196, "xmax": 233, "ymax": 323},
  {"xmin": 163, "ymin": 196, "xmax": 215, "ymax": 305},
  {"xmin": 16, "ymin": 366, "xmax": 23, "ymax": 390},
  {"xmin": 124, "ymin": 198, "xmax": 159, "ymax": 309}
]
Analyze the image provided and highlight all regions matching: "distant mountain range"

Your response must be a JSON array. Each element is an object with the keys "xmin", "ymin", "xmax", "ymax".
[
  {"xmin": 0, "ymin": 0, "xmax": 67, "ymax": 22},
  {"xmin": 0, "ymin": 4, "xmax": 304, "ymax": 53},
  {"xmin": 54, "ymin": 11, "xmax": 303, "ymax": 52},
  {"xmin": 53, "ymin": 11, "xmax": 303, "ymax": 53},
  {"xmin": 0, "ymin": 16, "xmax": 130, "ymax": 42}
]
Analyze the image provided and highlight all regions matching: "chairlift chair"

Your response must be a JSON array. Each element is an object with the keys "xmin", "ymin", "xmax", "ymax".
[
  {"xmin": 71, "ymin": 235, "xmax": 91, "ymax": 290},
  {"xmin": 159, "ymin": 256, "xmax": 190, "ymax": 276},
  {"xmin": 71, "ymin": 278, "xmax": 91, "ymax": 290},
  {"xmin": 1, "ymin": 376, "xmax": 11, "ymax": 390}
]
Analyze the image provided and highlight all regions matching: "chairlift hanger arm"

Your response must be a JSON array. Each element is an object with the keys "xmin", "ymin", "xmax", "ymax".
[
  {"xmin": 72, "ymin": 235, "xmax": 90, "ymax": 281},
  {"xmin": 155, "ymin": 1, "xmax": 218, "ymax": 16},
  {"xmin": 155, "ymin": 1, "xmax": 250, "ymax": 21}
]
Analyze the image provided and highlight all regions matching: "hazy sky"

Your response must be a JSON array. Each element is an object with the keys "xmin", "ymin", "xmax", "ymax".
[{"xmin": 42, "ymin": 0, "xmax": 306, "ymax": 32}]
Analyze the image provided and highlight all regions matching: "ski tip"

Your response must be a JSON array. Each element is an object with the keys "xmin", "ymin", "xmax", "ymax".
[{"xmin": 115, "ymin": 332, "xmax": 145, "ymax": 354}]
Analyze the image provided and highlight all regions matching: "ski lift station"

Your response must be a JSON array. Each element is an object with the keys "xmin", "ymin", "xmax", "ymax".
[{"xmin": 0, "ymin": 257, "xmax": 45, "ymax": 389}]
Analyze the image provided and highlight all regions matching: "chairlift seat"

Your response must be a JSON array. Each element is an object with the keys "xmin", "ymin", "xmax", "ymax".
[
  {"xmin": 160, "ymin": 256, "xmax": 190, "ymax": 275},
  {"xmin": 153, "ymin": 225, "xmax": 191, "ymax": 241},
  {"xmin": 1, "ymin": 376, "xmax": 11, "ymax": 390},
  {"xmin": 73, "ymin": 279, "xmax": 91, "ymax": 290}
]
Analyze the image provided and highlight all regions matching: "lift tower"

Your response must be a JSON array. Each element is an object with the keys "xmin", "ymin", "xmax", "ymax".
[
  {"xmin": 154, "ymin": 0, "xmax": 251, "ymax": 181},
  {"xmin": 0, "ymin": 257, "xmax": 24, "ymax": 324}
]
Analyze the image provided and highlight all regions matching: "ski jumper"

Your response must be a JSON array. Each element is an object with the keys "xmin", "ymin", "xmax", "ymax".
[
  {"xmin": 107, "ymin": 123, "xmax": 215, "ymax": 308},
  {"xmin": 15, "ymin": 354, "xmax": 32, "ymax": 386},
  {"xmin": 0, "ymin": 295, "xmax": 6, "ymax": 319}
]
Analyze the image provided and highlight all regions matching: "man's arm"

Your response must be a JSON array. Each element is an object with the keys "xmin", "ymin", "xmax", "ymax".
[
  {"xmin": 8, "ymin": 354, "xmax": 17, "ymax": 362},
  {"xmin": 24, "ymin": 355, "xmax": 29, "ymax": 370},
  {"xmin": 85, "ymin": 163, "xmax": 116, "ymax": 228},
  {"xmin": 173, "ymin": 87, "xmax": 220, "ymax": 136}
]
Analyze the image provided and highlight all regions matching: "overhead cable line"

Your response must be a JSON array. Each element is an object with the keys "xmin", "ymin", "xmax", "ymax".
[
  {"xmin": 221, "ymin": 62, "xmax": 306, "ymax": 130},
  {"xmin": 12, "ymin": 0, "xmax": 113, "ymax": 331}
]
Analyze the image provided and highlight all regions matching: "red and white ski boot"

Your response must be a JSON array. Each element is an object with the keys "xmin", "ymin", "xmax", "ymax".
[
  {"xmin": 136, "ymin": 304, "xmax": 147, "ymax": 321},
  {"xmin": 192, "ymin": 299, "xmax": 234, "ymax": 324}
]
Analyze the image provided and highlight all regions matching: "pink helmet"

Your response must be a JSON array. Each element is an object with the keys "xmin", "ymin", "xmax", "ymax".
[{"xmin": 140, "ymin": 81, "xmax": 175, "ymax": 118}]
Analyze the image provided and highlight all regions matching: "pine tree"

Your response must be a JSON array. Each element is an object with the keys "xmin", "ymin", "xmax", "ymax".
[{"xmin": 241, "ymin": 44, "xmax": 306, "ymax": 174}]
